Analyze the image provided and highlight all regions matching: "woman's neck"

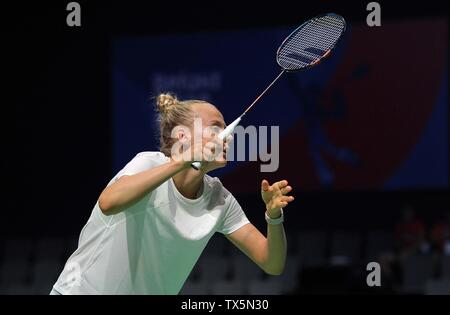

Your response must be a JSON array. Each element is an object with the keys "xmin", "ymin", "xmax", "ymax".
[{"xmin": 172, "ymin": 165, "xmax": 205, "ymax": 199}]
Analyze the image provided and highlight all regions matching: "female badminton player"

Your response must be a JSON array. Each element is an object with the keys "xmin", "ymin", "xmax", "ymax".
[{"xmin": 51, "ymin": 93, "xmax": 295, "ymax": 295}]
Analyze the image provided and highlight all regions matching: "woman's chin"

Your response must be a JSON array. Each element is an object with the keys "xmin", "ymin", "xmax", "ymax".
[{"xmin": 217, "ymin": 158, "xmax": 227, "ymax": 165}]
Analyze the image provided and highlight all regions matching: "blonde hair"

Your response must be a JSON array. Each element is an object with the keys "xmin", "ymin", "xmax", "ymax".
[{"xmin": 155, "ymin": 93, "xmax": 206, "ymax": 157}]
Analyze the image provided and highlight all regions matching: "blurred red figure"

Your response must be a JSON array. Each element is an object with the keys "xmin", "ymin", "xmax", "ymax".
[
  {"xmin": 430, "ymin": 212, "xmax": 450, "ymax": 255},
  {"xmin": 395, "ymin": 206, "xmax": 428, "ymax": 257}
]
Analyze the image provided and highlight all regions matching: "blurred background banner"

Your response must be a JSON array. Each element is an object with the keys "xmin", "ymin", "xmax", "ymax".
[{"xmin": 112, "ymin": 18, "xmax": 448, "ymax": 191}]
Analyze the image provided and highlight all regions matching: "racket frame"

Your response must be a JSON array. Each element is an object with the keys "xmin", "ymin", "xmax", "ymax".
[{"xmin": 276, "ymin": 13, "xmax": 347, "ymax": 73}]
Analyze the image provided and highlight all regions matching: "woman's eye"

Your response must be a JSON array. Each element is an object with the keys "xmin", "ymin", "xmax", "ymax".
[{"xmin": 210, "ymin": 126, "xmax": 221, "ymax": 135}]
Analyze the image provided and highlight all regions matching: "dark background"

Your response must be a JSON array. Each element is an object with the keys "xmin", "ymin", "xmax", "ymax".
[{"xmin": 1, "ymin": 0, "xmax": 449, "ymax": 295}]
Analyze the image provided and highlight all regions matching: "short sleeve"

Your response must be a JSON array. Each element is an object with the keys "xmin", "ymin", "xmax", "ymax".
[
  {"xmin": 115, "ymin": 152, "xmax": 167, "ymax": 181},
  {"xmin": 217, "ymin": 194, "xmax": 251, "ymax": 235}
]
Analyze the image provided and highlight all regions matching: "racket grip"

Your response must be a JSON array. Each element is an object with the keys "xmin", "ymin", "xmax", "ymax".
[{"xmin": 190, "ymin": 116, "xmax": 242, "ymax": 171}]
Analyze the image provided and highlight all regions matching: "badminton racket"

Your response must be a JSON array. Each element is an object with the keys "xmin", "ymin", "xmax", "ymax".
[{"xmin": 192, "ymin": 13, "xmax": 347, "ymax": 170}]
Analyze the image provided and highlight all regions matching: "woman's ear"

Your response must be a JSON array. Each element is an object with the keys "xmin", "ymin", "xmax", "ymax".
[
  {"xmin": 176, "ymin": 127, "xmax": 191, "ymax": 145},
  {"xmin": 176, "ymin": 129, "xmax": 185, "ymax": 141}
]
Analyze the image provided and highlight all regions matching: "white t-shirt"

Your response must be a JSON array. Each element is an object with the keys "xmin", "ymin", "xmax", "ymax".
[{"xmin": 53, "ymin": 152, "xmax": 250, "ymax": 295}]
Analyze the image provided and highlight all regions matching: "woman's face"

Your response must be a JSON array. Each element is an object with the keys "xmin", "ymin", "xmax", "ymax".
[{"xmin": 191, "ymin": 102, "xmax": 228, "ymax": 170}]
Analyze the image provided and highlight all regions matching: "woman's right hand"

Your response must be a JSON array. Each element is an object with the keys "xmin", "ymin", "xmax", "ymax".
[{"xmin": 173, "ymin": 130, "xmax": 228, "ymax": 164}]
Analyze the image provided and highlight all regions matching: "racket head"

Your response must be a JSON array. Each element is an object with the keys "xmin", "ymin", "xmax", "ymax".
[{"xmin": 276, "ymin": 13, "xmax": 347, "ymax": 72}]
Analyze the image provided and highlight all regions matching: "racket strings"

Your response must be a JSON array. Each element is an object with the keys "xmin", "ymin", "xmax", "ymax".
[
  {"xmin": 278, "ymin": 15, "xmax": 345, "ymax": 70},
  {"xmin": 281, "ymin": 22, "xmax": 343, "ymax": 67},
  {"xmin": 285, "ymin": 16, "xmax": 344, "ymax": 54},
  {"xmin": 280, "ymin": 21, "xmax": 343, "ymax": 68}
]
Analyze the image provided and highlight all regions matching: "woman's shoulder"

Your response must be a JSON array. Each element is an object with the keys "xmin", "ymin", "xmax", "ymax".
[
  {"xmin": 114, "ymin": 151, "xmax": 169, "ymax": 180},
  {"xmin": 132, "ymin": 151, "xmax": 170, "ymax": 164},
  {"xmin": 134, "ymin": 151, "xmax": 168, "ymax": 160}
]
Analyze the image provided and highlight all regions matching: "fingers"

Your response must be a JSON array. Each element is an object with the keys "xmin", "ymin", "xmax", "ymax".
[
  {"xmin": 277, "ymin": 180, "xmax": 289, "ymax": 188},
  {"xmin": 203, "ymin": 140, "xmax": 226, "ymax": 161},
  {"xmin": 272, "ymin": 195, "xmax": 295, "ymax": 209},
  {"xmin": 280, "ymin": 195, "xmax": 295, "ymax": 202},
  {"xmin": 225, "ymin": 135, "xmax": 233, "ymax": 144},
  {"xmin": 262, "ymin": 179, "xmax": 275, "ymax": 193},
  {"xmin": 261, "ymin": 179, "xmax": 270, "ymax": 191},
  {"xmin": 271, "ymin": 180, "xmax": 288, "ymax": 191},
  {"xmin": 263, "ymin": 179, "xmax": 292, "ymax": 195},
  {"xmin": 202, "ymin": 142, "xmax": 216, "ymax": 161},
  {"xmin": 280, "ymin": 186, "xmax": 292, "ymax": 195},
  {"xmin": 192, "ymin": 142, "xmax": 204, "ymax": 162},
  {"xmin": 268, "ymin": 180, "xmax": 291, "ymax": 195}
]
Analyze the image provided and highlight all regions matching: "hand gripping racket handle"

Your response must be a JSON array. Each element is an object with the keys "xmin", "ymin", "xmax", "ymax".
[{"xmin": 191, "ymin": 116, "xmax": 242, "ymax": 170}]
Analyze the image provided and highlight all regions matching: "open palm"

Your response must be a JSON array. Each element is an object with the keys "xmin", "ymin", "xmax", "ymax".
[{"xmin": 261, "ymin": 179, "xmax": 295, "ymax": 217}]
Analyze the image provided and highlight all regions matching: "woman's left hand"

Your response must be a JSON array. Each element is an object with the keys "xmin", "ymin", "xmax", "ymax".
[{"xmin": 261, "ymin": 179, "xmax": 295, "ymax": 218}]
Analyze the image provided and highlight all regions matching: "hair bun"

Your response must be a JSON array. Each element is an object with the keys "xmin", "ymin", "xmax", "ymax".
[{"xmin": 156, "ymin": 93, "xmax": 178, "ymax": 115}]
